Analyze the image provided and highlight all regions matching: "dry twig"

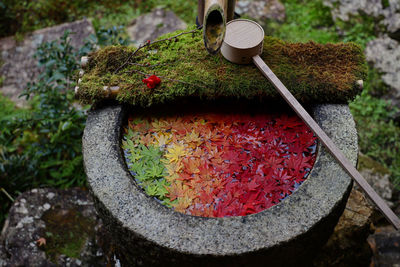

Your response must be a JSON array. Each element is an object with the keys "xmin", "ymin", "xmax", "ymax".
[
  {"xmin": 128, "ymin": 62, "xmax": 171, "ymax": 68},
  {"xmin": 114, "ymin": 26, "xmax": 202, "ymax": 74}
]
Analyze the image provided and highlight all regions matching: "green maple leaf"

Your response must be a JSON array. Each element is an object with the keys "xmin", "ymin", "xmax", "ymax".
[
  {"xmin": 135, "ymin": 172, "xmax": 149, "ymax": 182},
  {"xmin": 128, "ymin": 150, "xmax": 142, "ymax": 163},
  {"xmin": 121, "ymin": 138, "xmax": 135, "ymax": 150},
  {"xmin": 140, "ymin": 144, "xmax": 163, "ymax": 161},
  {"xmin": 145, "ymin": 183, "xmax": 158, "ymax": 196},
  {"xmin": 126, "ymin": 128, "xmax": 136, "ymax": 140},
  {"xmin": 130, "ymin": 160, "xmax": 144, "ymax": 172},
  {"xmin": 145, "ymin": 161, "xmax": 165, "ymax": 178},
  {"xmin": 130, "ymin": 117, "xmax": 144, "ymax": 126},
  {"xmin": 155, "ymin": 179, "xmax": 169, "ymax": 197},
  {"xmin": 162, "ymin": 198, "xmax": 178, "ymax": 208}
]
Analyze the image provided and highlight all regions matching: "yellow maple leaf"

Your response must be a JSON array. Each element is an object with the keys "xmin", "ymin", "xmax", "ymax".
[
  {"xmin": 184, "ymin": 130, "xmax": 202, "ymax": 149},
  {"xmin": 165, "ymin": 174, "xmax": 176, "ymax": 183},
  {"xmin": 164, "ymin": 144, "xmax": 186, "ymax": 163},
  {"xmin": 151, "ymin": 119, "xmax": 169, "ymax": 132},
  {"xmin": 173, "ymin": 196, "xmax": 193, "ymax": 213},
  {"xmin": 154, "ymin": 133, "xmax": 171, "ymax": 148}
]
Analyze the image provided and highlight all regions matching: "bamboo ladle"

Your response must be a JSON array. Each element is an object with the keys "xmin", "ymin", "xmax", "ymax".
[{"xmin": 220, "ymin": 19, "xmax": 400, "ymax": 230}]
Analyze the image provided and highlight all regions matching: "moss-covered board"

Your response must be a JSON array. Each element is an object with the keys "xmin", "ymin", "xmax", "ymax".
[{"xmin": 76, "ymin": 26, "xmax": 366, "ymax": 107}]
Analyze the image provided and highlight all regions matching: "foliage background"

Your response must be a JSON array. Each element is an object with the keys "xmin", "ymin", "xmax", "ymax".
[{"xmin": 1, "ymin": 0, "xmax": 399, "ymax": 226}]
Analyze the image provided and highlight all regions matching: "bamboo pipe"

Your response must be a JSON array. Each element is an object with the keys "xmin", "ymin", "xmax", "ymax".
[
  {"xmin": 226, "ymin": 0, "xmax": 236, "ymax": 22},
  {"xmin": 203, "ymin": 0, "xmax": 226, "ymax": 54},
  {"xmin": 199, "ymin": 0, "xmax": 236, "ymax": 53},
  {"xmin": 198, "ymin": 0, "xmax": 205, "ymax": 26}
]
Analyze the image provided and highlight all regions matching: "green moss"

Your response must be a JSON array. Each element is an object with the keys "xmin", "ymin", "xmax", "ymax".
[
  {"xmin": 77, "ymin": 26, "xmax": 367, "ymax": 107},
  {"xmin": 357, "ymin": 153, "xmax": 391, "ymax": 175},
  {"xmin": 41, "ymin": 208, "xmax": 96, "ymax": 262}
]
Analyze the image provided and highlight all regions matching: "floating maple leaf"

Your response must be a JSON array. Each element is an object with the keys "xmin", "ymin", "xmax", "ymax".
[
  {"xmin": 165, "ymin": 144, "xmax": 186, "ymax": 163},
  {"xmin": 124, "ymin": 111, "xmax": 317, "ymax": 218}
]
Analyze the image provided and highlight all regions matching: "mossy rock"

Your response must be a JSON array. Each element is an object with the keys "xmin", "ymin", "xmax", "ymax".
[
  {"xmin": 41, "ymin": 208, "xmax": 96, "ymax": 262},
  {"xmin": 357, "ymin": 153, "xmax": 391, "ymax": 176},
  {"xmin": 77, "ymin": 26, "xmax": 367, "ymax": 107}
]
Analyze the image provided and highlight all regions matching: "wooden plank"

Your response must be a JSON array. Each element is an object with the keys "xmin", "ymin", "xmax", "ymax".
[{"xmin": 252, "ymin": 54, "xmax": 400, "ymax": 230}]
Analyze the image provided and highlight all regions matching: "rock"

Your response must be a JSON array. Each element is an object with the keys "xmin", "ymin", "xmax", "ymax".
[
  {"xmin": 366, "ymin": 37, "xmax": 400, "ymax": 94},
  {"xmin": 127, "ymin": 8, "xmax": 187, "ymax": 45},
  {"xmin": 365, "ymin": 36, "xmax": 400, "ymax": 114},
  {"xmin": 368, "ymin": 226, "xmax": 400, "ymax": 266},
  {"xmin": 323, "ymin": 0, "xmax": 384, "ymax": 22},
  {"xmin": 359, "ymin": 169, "xmax": 394, "ymax": 206},
  {"xmin": 0, "ymin": 188, "xmax": 109, "ymax": 266},
  {"xmin": 0, "ymin": 19, "xmax": 95, "ymax": 107},
  {"xmin": 323, "ymin": 0, "xmax": 400, "ymax": 112},
  {"xmin": 236, "ymin": 0, "xmax": 286, "ymax": 24},
  {"xmin": 357, "ymin": 153, "xmax": 394, "ymax": 206},
  {"xmin": 323, "ymin": 0, "xmax": 400, "ymax": 35},
  {"xmin": 313, "ymin": 187, "xmax": 374, "ymax": 266},
  {"xmin": 381, "ymin": 1, "xmax": 400, "ymax": 35}
]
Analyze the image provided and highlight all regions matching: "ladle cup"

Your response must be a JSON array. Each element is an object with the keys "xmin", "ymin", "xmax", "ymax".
[{"xmin": 221, "ymin": 19, "xmax": 400, "ymax": 230}]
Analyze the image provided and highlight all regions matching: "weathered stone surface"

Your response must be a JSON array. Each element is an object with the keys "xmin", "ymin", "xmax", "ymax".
[
  {"xmin": 236, "ymin": 0, "xmax": 286, "ymax": 24},
  {"xmin": 0, "ymin": 19, "xmax": 95, "ymax": 107},
  {"xmin": 357, "ymin": 153, "xmax": 394, "ymax": 206},
  {"xmin": 127, "ymin": 8, "xmax": 187, "ymax": 45},
  {"xmin": 0, "ymin": 188, "xmax": 108, "ymax": 266},
  {"xmin": 82, "ymin": 103, "xmax": 358, "ymax": 266},
  {"xmin": 368, "ymin": 226, "xmax": 400, "ymax": 266},
  {"xmin": 365, "ymin": 36, "xmax": 400, "ymax": 104},
  {"xmin": 313, "ymin": 187, "xmax": 374, "ymax": 266},
  {"xmin": 323, "ymin": 0, "xmax": 400, "ymax": 34},
  {"xmin": 323, "ymin": 0, "xmax": 383, "ymax": 21},
  {"xmin": 323, "ymin": 1, "xmax": 400, "ymax": 110},
  {"xmin": 360, "ymin": 169, "xmax": 394, "ymax": 208}
]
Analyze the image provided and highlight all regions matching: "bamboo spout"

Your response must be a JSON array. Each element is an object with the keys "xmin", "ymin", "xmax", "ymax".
[{"xmin": 199, "ymin": 0, "xmax": 236, "ymax": 54}]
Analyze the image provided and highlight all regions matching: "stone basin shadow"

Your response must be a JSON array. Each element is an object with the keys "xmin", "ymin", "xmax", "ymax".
[{"xmin": 82, "ymin": 103, "xmax": 358, "ymax": 266}]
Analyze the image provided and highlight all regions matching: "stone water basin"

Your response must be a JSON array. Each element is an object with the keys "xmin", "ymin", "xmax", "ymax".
[{"xmin": 82, "ymin": 103, "xmax": 358, "ymax": 266}]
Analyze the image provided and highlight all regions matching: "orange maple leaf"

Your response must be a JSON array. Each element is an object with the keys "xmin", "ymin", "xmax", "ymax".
[
  {"xmin": 183, "ymin": 158, "xmax": 200, "ymax": 174},
  {"xmin": 173, "ymin": 196, "xmax": 192, "ymax": 212}
]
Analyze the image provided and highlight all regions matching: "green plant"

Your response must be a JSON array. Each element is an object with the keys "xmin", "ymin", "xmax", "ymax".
[
  {"xmin": 349, "ymin": 67, "xmax": 400, "ymax": 188},
  {"xmin": 269, "ymin": 0, "xmax": 338, "ymax": 43},
  {"xmin": 90, "ymin": 26, "xmax": 131, "ymax": 47},
  {"xmin": 0, "ymin": 32, "xmax": 88, "ymax": 226},
  {"xmin": 0, "ymin": 27, "xmax": 127, "ymax": 226}
]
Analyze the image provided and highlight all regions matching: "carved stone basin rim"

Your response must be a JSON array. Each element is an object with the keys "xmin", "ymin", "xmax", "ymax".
[{"xmin": 82, "ymin": 103, "xmax": 358, "ymax": 265}]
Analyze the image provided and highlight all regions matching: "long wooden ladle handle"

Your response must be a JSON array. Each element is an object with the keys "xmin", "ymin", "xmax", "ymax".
[{"xmin": 252, "ymin": 54, "xmax": 400, "ymax": 230}]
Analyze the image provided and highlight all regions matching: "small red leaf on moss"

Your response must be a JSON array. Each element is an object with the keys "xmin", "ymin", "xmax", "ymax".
[{"xmin": 142, "ymin": 75, "xmax": 161, "ymax": 89}]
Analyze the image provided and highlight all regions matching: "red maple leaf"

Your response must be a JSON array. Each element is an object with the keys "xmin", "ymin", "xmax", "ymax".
[
  {"xmin": 199, "ymin": 190, "xmax": 214, "ymax": 203},
  {"xmin": 264, "ymin": 156, "xmax": 284, "ymax": 170},
  {"xmin": 248, "ymin": 179, "xmax": 260, "ymax": 191},
  {"xmin": 275, "ymin": 114, "xmax": 303, "ymax": 129}
]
